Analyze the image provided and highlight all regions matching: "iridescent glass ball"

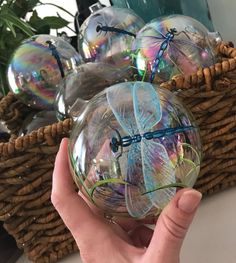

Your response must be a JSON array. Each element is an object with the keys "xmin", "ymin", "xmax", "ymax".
[
  {"xmin": 78, "ymin": 4, "xmax": 145, "ymax": 66},
  {"xmin": 7, "ymin": 35, "xmax": 83, "ymax": 110},
  {"xmin": 55, "ymin": 62, "xmax": 134, "ymax": 119},
  {"xmin": 132, "ymin": 15, "xmax": 218, "ymax": 83},
  {"xmin": 69, "ymin": 81, "xmax": 202, "ymax": 219}
]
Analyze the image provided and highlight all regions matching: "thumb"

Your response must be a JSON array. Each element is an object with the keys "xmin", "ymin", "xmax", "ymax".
[{"xmin": 147, "ymin": 189, "xmax": 202, "ymax": 262}]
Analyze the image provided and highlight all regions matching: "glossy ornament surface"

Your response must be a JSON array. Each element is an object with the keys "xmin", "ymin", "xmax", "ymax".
[
  {"xmin": 7, "ymin": 35, "xmax": 83, "ymax": 110},
  {"xmin": 78, "ymin": 3, "xmax": 145, "ymax": 66},
  {"xmin": 19, "ymin": 110, "xmax": 58, "ymax": 136},
  {"xmin": 55, "ymin": 62, "xmax": 134, "ymax": 119},
  {"xmin": 132, "ymin": 15, "xmax": 219, "ymax": 83},
  {"xmin": 69, "ymin": 81, "xmax": 202, "ymax": 219}
]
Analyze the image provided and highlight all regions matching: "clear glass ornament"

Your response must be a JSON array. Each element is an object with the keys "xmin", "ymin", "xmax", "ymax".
[
  {"xmin": 55, "ymin": 62, "xmax": 134, "ymax": 119},
  {"xmin": 78, "ymin": 4, "xmax": 145, "ymax": 67},
  {"xmin": 69, "ymin": 81, "xmax": 202, "ymax": 219},
  {"xmin": 7, "ymin": 35, "xmax": 83, "ymax": 110},
  {"xmin": 132, "ymin": 15, "xmax": 220, "ymax": 83},
  {"xmin": 18, "ymin": 110, "xmax": 58, "ymax": 136}
]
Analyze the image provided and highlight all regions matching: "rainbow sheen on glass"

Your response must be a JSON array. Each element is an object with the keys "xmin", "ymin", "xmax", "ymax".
[
  {"xmin": 55, "ymin": 62, "xmax": 134, "ymax": 119},
  {"xmin": 78, "ymin": 4, "xmax": 145, "ymax": 67},
  {"xmin": 7, "ymin": 35, "xmax": 83, "ymax": 110},
  {"xmin": 69, "ymin": 81, "xmax": 202, "ymax": 219},
  {"xmin": 132, "ymin": 15, "xmax": 218, "ymax": 83}
]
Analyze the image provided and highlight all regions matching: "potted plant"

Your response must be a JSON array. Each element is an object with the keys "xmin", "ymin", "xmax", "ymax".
[{"xmin": 0, "ymin": 0, "xmax": 74, "ymax": 96}]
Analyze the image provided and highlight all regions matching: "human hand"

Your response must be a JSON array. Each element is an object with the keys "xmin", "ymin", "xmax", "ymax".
[{"xmin": 52, "ymin": 138, "xmax": 202, "ymax": 263}]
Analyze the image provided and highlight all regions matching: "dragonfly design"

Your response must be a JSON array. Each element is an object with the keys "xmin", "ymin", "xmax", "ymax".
[
  {"xmin": 149, "ymin": 28, "xmax": 177, "ymax": 83},
  {"xmin": 135, "ymin": 27, "xmax": 213, "ymax": 83},
  {"xmin": 46, "ymin": 41, "xmax": 65, "ymax": 78},
  {"xmin": 107, "ymin": 82, "xmax": 191, "ymax": 218},
  {"xmin": 96, "ymin": 24, "xmax": 136, "ymax": 38},
  {"xmin": 110, "ymin": 126, "xmax": 193, "ymax": 153}
]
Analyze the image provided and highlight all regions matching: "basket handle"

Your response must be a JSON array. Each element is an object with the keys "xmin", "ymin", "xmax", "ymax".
[{"xmin": 0, "ymin": 118, "xmax": 73, "ymax": 157}]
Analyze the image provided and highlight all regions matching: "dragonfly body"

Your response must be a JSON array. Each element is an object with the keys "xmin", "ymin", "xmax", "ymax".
[
  {"xmin": 111, "ymin": 125, "xmax": 194, "ymax": 153},
  {"xmin": 107, "ymin": 82, "xmax": 185, "ymax": 217},
  {"xmin": 46, "ymin": 41, "xmax": 65, "ymax": 78},
  {"xmin": 150, "ymin": 28, "xmax": 177, "ymax": 83},
  {"xmin": 96, "ymin": 25, "xmax": 136, "ymax": 38}
]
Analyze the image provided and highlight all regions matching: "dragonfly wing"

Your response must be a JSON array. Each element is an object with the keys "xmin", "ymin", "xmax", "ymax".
[
  {"xmin": 134, "ymin": 35, "xmax": 164, "ymax": 50},
  {"xmin": 169, "ymin": 41, "xmax": 214, "ymax": 74},
  {"xmin": 107, "ymin": 82, "xmax": 138, "ymax": 134},
  {"xmin": 134, "ymin": 23, "xmax": 166, "ymax": 51},
  {"xmin": 142, "ymin": 140, "xmax": 176, "ymax": 209},
  {"xmin": 126, "ymin": 143, "xmax": 153, "ymax": 218},
  {"xmin": 133, "ymin": 82, "xmax": 162, "ymax": 133},
  {"xmin": 175, "ymin": 143, "xmax": 201, "ymax": 186}
]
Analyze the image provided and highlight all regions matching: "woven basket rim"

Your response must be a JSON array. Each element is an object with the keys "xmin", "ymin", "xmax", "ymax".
[{"xmin": 0, "ymin": 42, "xmax": 236, "ymax": 157}]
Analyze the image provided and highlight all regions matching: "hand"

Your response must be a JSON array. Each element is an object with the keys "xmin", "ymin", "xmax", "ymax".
[{"xmin": 52, "ymin": 138, "xmax": 202, "ymax": 263}]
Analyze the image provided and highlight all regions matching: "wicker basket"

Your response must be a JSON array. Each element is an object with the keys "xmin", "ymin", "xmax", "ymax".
[{"xmin": 1, "ymin": 42, "xmax": 236, "ymax": 263}]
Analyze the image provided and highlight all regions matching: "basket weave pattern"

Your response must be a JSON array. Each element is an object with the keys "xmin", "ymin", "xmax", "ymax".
[{"xmin": 1, "ymin": 43, "xmax": 236, "ymax": 262}]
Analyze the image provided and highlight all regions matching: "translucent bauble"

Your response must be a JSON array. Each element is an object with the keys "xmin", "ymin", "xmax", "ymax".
[
  {"xmin": 158, "ymin": 15, "xmax": 222, "ymax": 52},
  {"xmin": 7, "ymin": 35, "xmax": 83, "ymax": 110},
  {"xmin": 78, "ymin": 3, "xmax": 145, "ymax": 66},
  {"xmin": 19, "ymin": 110, "xmax": 58, "ymax": 136},
  {"xmin": 132, "ymin": 15, "xmax": 219, "ymax": 83},
  {"xmin": 69, "ymin": 81, "xmax": 202, "ymax": 219},
  {"xmin": 55, "ymin": 62, "xmax": 134, "ymax": 119}
]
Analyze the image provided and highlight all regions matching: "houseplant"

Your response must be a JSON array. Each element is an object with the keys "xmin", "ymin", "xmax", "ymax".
[{"xmin": 0, "ymin": 0, "xmax": 73, "ymax": 96}]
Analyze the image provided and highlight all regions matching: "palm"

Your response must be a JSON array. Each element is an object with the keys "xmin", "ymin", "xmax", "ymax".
[{"xmin": 52, "ymin": 138, "xmax": 201, "ymax": 263}]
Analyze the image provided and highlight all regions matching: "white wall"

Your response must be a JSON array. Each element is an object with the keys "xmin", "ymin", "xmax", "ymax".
[
  {"xmin": 35, "ymin": 0, "xmax": 78, "ymax": 36},
  {"xmin": 208, "ymin": 0, "xmax": 236, "ymax": 44}
]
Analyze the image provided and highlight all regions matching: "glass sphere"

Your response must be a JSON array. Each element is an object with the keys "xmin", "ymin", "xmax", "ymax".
[
  {"xmin": 132, "ymin": 15, "xmax": 218, "ymax": 83},
  {"xmin": 69, "ymin": 81, "xmax": 202, "ymax": 219},
  {"xmin": 55, "ymin": 62, "xmax": 134, "ymax": 119},
  {"xmin": 78, "ymin": 4, "xmax": 145, "ymax": 66},
  {"xmin": 7, "ymin": 35, "xmax": 83, "ymax": 110},
  {"xmin": 18, "ymin": 110, "xmax": 58, "ymax": 136}
]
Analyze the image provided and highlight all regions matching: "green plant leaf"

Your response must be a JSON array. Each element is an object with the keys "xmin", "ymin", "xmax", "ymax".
[
  {"xmin": 1, "ymin": 12, "xmax": 35, "ymax": 36},
  {"xmin": 28, "ymin": 10, "xmax": 50, "ymax": 34},
  {"xmin": 142, "ymin": 183, "xmax": 187, "ymax": 195},
  {"xmin": 8, "ymin": 0, "xmax": 40, "ymax": 18},
  {"xmin": 26, "ymin": 0, "xmax": 40, "ymax": 11},
  {"xmin": 4, "ymin": 20, "xmax": 17, "ymax": 37},
  {"xmin": 38, "ymin": 2, "xmax": 74, "ymax": 18},
  {"xmin": 90, "ymin": 179, "xmax": 129, "ymax": 198},
  {"xmin": 42, "ymin": 16, "xmax": 69, "ymax": 29}
]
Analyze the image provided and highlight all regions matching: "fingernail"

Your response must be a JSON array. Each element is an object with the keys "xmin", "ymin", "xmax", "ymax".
[{"xmin": 178, "ymin": 190, "xmax": 202, "ymax": 213}]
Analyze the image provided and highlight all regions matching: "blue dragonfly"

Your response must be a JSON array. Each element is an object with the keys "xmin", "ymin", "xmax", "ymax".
[
  {"xmin": 107, "ymin": 82, "xmax": 192, "ymax": 218},
  {"xmin": 135, "ymin": 26, "xmax": 213, "ymax": 83},
  {"xmin": 46, "ymin": 41, "xmax": 65, "ymax": 78},
  {"xmin": 110, "ymin": 126, "xmax": 193, "ymax": 153},
  {"xmin": 96, "ymin": 24, "xmax": 136, "ymax": 38},
  {"xmin": 149, "ymin": 28, "xmax": 177, "ymax": 83}
]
